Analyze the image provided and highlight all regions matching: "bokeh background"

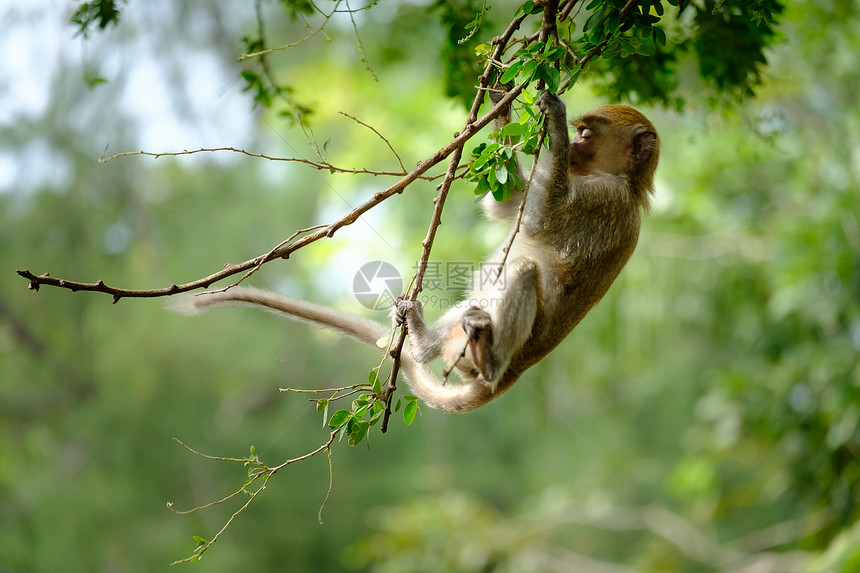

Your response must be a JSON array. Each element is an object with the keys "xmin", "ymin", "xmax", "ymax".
[{"xmin": 1, "ymin": 0, "xmax": 858, "ymax": 571}]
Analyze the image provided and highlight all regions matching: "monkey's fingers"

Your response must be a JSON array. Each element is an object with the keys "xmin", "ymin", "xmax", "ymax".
[{"xmin": 536, "ymin": 91, "xmax": 565, "ymax": 117}]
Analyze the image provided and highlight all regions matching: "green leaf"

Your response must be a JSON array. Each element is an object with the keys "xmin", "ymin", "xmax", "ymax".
[
  {"xmin": 521, "ymin": 59, "xmax": 539, "ymax": 81},
  {"xmin": 473, "ymin": 177, "xmax": 490, "ymax": 196},
  {"xmin": 500, "ymin": 122, "xmax": 529, "ymax": 137},
  {"xmin": 499, "ymin": 62, "xmax": 521, "ymax": 85},
  {"xmin": 403, "ymin": 399, "xmax": 418, "ymax": 425},
  {"xmin": 653, "ymin": 26, "xmax": 667, "ymax": 47},
  {"xmin": 369, "ymin": 405, "xmax": 385, "ymax": 425},
  {"xmin": 82, "ymin": 70, "xmax": 108, "ymax": 88},
  {"xmin": 354, "ymin": 403, "xmax": 369, "ymax": 420},
  {"xmin": 370, "ymin": 370, "xmax": 382, "ymax": 393},
  {"xmin": 249, "ymin": 445, "xmax": 258, "ymax": 458},
  {"xmin": 318, "ymin": 399, "xmax": 329, "ymax": 427},
  {"xmin": 329, "ymin": 409, "xmax": 351, "ymax": 429},
  {"xmin": 348, "ymin": 421, "xmax": 370, "ymax": 446},
  {"xmin": 492, "ymin": 185, "xmax": 511, "ymax": 202},
  {"xmin": 471, "ymin": 152, "xmax": 490, "ymax": 171},
  {"xmin": 514, "ymin": 0, "xmax": 534, "ymax": 18},
  {"xmin": 495, "ymin": 162, "xmax": 509, "ymax": 185}
]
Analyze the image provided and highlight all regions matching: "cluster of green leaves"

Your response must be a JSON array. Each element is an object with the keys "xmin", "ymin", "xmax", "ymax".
[
  {"xmin": 499, "ymin": 39, "xmax": 570, "ymax": 93},
  {"xmin": 460, "ymin": 0, "xmax": 491, "ymax": 45},
  {"xmin": 576, "ymin": 0, "xmax": 679, "ymax": 105},
  {"xmin": 689, "ymin": 0, "xmax": 784, "ymax": 96},
  {"xmin": 586, "ymin": 0, "xmax": 784, "ymax": 106},
  {"xmin": 432, "ymin": 0, "xmax": 491, "ymax": 108},
  {"xmin": 580, "ymin": 0, "xmax": 671, "ymax": 54},
  {"xmin": 465, "ymin": 102, "xmax": 542, "ymax": 201},
  {"xmin": 319, "ymin": 371, "xmax": 420, "ymax": 447},
  {"xmin": 70, "ymin": 0, "xmax": 124, "ymax": 37}
]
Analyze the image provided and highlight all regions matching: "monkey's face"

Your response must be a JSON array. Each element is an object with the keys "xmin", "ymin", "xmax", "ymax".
[
  {"xmin": 568, "ymin": 119, "xmax": 628, "ymax": 177},
  {"xmin": 568, "ymin": 105, "xmax": 659, "ymax": 188},
  {"xmin": 568, "ymin": 123, "xmax": 596, "ymax": 174}
]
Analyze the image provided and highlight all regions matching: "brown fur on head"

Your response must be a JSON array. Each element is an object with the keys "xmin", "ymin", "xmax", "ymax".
[{"xmin": 570, "ymin": 104, "xmax": 660, "ymax": 208}]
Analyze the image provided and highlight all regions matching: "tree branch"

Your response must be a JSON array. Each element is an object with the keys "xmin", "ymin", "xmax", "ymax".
[{"xmin": 17, "ymin": 88, "xmax": 521, "ymax": 302}]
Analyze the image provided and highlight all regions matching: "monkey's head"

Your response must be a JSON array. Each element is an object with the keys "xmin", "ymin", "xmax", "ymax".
[{"xmin": 569, "ymin": 105, "xmax": 660, "ymax": 208}]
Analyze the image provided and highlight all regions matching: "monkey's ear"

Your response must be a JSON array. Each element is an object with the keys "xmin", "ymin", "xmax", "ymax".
[{"xmin": 630, "ymin": 130, "xmax": 658, "ymax": 164}]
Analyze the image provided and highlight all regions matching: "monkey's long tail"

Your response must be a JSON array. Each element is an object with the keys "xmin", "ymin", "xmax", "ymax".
[
  {"xmin": 171, "ymin": 286, "xmax": 387, "ymax": 347},
  {"xmin": 170, "ymin": 287, "xmax": 493, "ymax": 413}
]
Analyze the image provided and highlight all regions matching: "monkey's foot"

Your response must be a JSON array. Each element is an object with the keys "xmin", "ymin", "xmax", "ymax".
[
  {"xmin": 393, "ymin": 295, "xmax": 422, "ymax": 327},
  {"xmin": 462, "ymin": 306, "xmax": 498, "ymax": 383}
]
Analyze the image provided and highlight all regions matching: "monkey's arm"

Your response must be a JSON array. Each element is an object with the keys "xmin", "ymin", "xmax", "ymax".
[
  {"xmin": 536, "ymin": 92, "xmax": 571, "ymax": 187},
  {"xmin": 484, "ymin": 93, "xmax": 569, "ymax": 222}
]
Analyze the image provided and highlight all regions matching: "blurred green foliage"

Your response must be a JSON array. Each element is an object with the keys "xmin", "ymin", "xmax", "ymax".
[{"xmin": 1, "ymin": 0, "xmax": 858, "ymax": 571}]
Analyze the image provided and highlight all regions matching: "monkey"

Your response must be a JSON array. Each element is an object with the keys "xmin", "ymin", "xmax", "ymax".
[{"xmin": 173, "ymin": 92, "xmax": 659, "ymax": 414}]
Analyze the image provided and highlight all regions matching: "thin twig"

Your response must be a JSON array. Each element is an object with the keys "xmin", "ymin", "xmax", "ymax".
[
  {"xmin": 345, "ymin": 0, "xmax": 378, "ymax": 80},
  {"xmin": 280, "ymin": 383, "xmax": 370, "ymax": 394},
  {"xmin": 379, "ymin": 12, "xmax": 535, "ymax": 428},
  {"xmin": 172, "ymin": 437, "xmax": 251, "ymax": 463},
  {"xmin": 170, "ymin": 477, "xmax": 269, "ymax": 565},
  {"xmin": 166, "ymin": 478, "xmax": 260, "ymax": 515},
  {"xmin": 202, "ymin": 225, "xmax": 328, "ymax": 295},
  {"xmin": 169, "ymin": 430, "xmax": 339, "ymax": 564},
  {"xmin": 271, "ymin": 429, "xmax": 338, "ymax": 472},
  {"xmin": 317, "ymin": 446, "xmax": 334, "ymax": 524},
  {"xmin": 338, "ymin": 111, "xmax": 406, "ymax": 172},
  {"xmin": 98, "ymin": 147, "xmax": 418, "ymax": 179},
  {"xmin": 237, "ymin": 0, "xmax": 343, "ymax": 61},
  {"xmin": 380, "ymin": 15, "xmax": 535, "ymax": 428}
]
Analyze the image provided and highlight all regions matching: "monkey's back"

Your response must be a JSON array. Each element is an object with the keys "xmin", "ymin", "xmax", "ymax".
[{"xmin": 507, "ymin": 202, "xmax": 642, "ymax": 379}]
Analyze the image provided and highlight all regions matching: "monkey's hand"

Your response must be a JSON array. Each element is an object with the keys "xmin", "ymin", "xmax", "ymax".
[
  {"xmin": 462, "ymin": 306, "xmax": 499, "ymax": 387},
  {"xmin": 536, "ymin": 91, "xmax": 566, "ymax": 117}
]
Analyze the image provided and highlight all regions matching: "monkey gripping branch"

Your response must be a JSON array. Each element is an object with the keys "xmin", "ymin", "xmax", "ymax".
[{"xmin": 20, "ymin": 0, "xmax": 784, "ymax": 563}]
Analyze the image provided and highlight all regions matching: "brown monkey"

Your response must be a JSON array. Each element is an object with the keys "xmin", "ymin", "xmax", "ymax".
[{"xmin": 174, "ymin": 93, "xmax": 659, "ymax": 413}]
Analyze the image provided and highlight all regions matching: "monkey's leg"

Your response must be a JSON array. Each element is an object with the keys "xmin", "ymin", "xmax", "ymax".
[
  {"xmin": 460, "ymin": 258, "xmax": 539, "ymax": 386},
  {"xmin": 395, "ymin": 298, "xmax": 447, "ymax": 364}
]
